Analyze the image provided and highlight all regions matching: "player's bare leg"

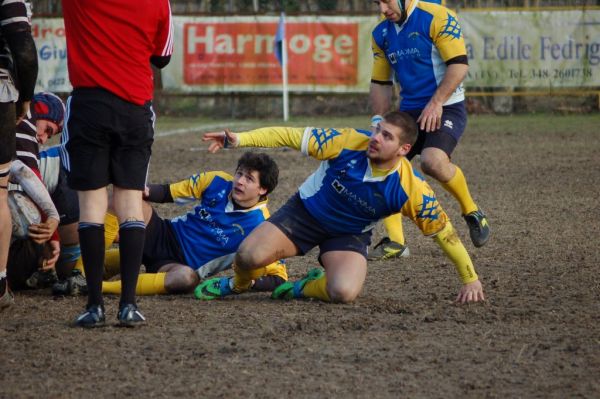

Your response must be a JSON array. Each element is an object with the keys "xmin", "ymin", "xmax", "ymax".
[
  {"xmin": 320, "ymin": 251, "xmax": 367, "ymax": 303},
  {"xmin": 236, "ymin": 221, "xmax": 299, "ymax": 271},
  {"xmin": 0, "ymin": 167, "xmax": 14, "ymax": 310},
  {"xmin": 421, "ymin": 147, "xmax": 490, "ymax": 247},
  {"xmin": 103, "ymin": 263, "xmax": 199, "ymax": 295},
  {"xmin": 273, "ymin": 251, "xmax": 367, "ymax": 303}
]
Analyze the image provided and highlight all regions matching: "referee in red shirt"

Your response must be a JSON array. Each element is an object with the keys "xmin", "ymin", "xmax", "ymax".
[{"xmin": 61, "ymin": 0, "xmax": 174, "ymax": 328}]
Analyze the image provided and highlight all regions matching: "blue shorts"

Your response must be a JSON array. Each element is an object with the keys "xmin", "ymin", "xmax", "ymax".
[
  {"xmin": 404, "ymin": 100, "xmax": 467, "ymax": 159},
  {"xmin": 268, "ymin": 193, "xmax": 372, "ymax": 261}
]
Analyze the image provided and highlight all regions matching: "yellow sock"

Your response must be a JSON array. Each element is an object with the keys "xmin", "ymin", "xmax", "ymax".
[
  {"xmin": 232, "ymin": 263, "xmax": 267, "ymax": 293},
  {"xmin": 104, "ymin": 212, "xmax": 119, "ymax": 248},
  {"xmin": 383, "ymin": 213, "xmax": 405, "ymax": 245},
  {"xmin": 302, "ymin": 275, "xmax": 331, "ymax": 302},
  {"xmin": 102, "ymin": 272, "xmax": 167, "ymax": 295},
  {"xmin": 264, "ymin": 260, "xmax": 288, "ymax": 281},
  {"xmin": 74, "ymin": 257, "xmax": 85, "ymax": 274},
  {"xmin": 73, "ymin": 213, "xmax": 121, "ymax": 276},
  {"xmin": 103, "ymin": 248, "xmax": 121, "ymax": 279},
  {"xmin": 440, "ymin": 166, "xmax": 478, "ymax": 215}
]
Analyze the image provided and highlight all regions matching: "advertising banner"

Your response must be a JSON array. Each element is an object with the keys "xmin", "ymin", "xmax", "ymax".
[
  {"xmin": 31, "ymin": 18, "xmax": 71, "ymax": 93},
  {"xmin": 460, "ymin": 10, "xmax": 600, "ymax": 88},
  {"xmin": 163, "ymin": 15, "xmax": 376, "ymax": 93},
  {"xmin": 31, "ymin": 12, "xmax": 600, "ymax": 94}
]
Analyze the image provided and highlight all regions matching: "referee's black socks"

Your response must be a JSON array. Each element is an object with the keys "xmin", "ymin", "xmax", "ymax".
[
  {"xmin": 117, "ymin": 221, "xmax": 146, "ymax": 306},
  {"xmin": 78, "ymin": 222, "xmax": 105, "ymax": 307}
]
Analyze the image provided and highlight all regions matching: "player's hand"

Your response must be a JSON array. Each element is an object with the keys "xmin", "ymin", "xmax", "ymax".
[
  {"xmin": 202, "ymin": 129, "xmax": 238, "ymax": 153},
  {"xmin": 28, "ymin": 217, "xmax": 59, "ymax": 244},
  {"xmin": 416, "ymin": 99, "xmax": 443, "ymax": 132},
  {"xmin": 15, "ymin": 100, "xmax": 31, "ymax": 124},
  {"xmin": 40, "ymin": 240, "xmax": 60, "ymax": 271},
  {"xmin": 455, "ymin": 280, "xmax": 485, "ymax": 304}
]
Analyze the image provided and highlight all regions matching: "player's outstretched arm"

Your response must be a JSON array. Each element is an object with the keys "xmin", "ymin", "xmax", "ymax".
[
  {"xmin": 202, "ymin": 129, "xmax": 238, "ymax": 153},
  {"xmin": 432, "ymin": 221, "xmax": 485, "ymax": 304}
]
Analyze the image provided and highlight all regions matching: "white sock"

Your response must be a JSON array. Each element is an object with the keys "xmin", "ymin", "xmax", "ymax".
[{"xmin": 0, "ymin": 270, "xmax": 6, "ymax": 279}]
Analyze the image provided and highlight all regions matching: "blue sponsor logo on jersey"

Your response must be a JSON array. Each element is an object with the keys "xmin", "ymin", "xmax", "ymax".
[{"xmin": 438, "ymin": 13, "xmax": 462, "ymax": 40}]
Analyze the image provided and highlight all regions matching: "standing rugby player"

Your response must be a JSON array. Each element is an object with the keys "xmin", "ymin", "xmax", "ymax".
[
  {"xmin": 0, "ymin": 0, "xmax": 38, "ymax": 310},
  {"xmin": 62, "ymin": 0, "xmax": 173, "ymax": 327}
]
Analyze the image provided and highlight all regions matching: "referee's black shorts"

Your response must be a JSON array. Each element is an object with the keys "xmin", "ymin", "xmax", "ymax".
[{"xmin": 61, "ymin": 88, "xmax": 154, "ymax": 191}]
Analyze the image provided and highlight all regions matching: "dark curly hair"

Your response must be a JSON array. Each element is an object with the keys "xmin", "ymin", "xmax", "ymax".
[{"xmin": 236, "ymin": 152, "xmax": 279, "ymax": 196}]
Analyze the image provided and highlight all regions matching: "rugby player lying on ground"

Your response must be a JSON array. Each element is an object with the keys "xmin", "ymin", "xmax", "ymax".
[
  {"xmin": 67, "ymin": 152, "xmax": 287, "ymax": 296},
  {"xmin": 196, "ymin": 111, "xmax": 485, "ymax": 304}
]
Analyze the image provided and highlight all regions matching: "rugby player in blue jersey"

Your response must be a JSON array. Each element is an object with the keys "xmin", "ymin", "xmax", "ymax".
[
  {"xmin": 368, "ymin": 0, "xmax": 490, "ymax": 260},
  {"xmin": 197, "ymin": 111, "xmax": 485, "ymax": 304},
  {"xmin": 69, "ymin": 152, "xmax": 287, "ymax": 297}
]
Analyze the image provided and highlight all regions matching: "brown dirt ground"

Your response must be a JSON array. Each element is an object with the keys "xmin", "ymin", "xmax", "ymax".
[{"xmin": 1, "ymin": 115, "xmax": 599, "ymax": 398}]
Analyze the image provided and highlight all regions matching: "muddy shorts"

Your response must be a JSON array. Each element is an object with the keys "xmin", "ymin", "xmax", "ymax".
[{"xmin": 268, "ymin": 192, "xmax": 372, "ymax": 261}]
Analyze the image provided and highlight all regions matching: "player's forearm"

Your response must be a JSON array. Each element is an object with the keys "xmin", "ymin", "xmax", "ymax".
[
  {"xmin": 432, "ymin": 221, "xmax": 479, "ymax": 284},
  {"xmin": 6, "ymin": 31, "xmax": 38, "ymax": 102},
  {"xmin": 11, "ymin": 160, "xmax": 60, "ymax": 221},
  {"xmin": 369, "ymin": 82, "xmax": 394, "ymax": 115},
  {"xmin": 145, "ymin": 184, "xmax": 173, "ymax": 203},
  {"xmin": 237, "ymin": 127, "xmax": 304, "ymax": 150},
  {"xmin": 430, "ymin": 63, "xmax": 468, "ymax": 106}
]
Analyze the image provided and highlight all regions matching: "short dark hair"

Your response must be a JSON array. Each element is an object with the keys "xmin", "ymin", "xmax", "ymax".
[
  {"xmin": 236, "ymin": 152, "xmax": 279, "ymax": 195},
  {"xmin": 383, "ymin": 111, "xmax": 418, "ymax": 146}
]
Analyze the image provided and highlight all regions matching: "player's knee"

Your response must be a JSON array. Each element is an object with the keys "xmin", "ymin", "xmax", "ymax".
[
  {"xmin": 420, "ymin": 158, "xmax": 444, "ymax": 178},
  {"xmin": 165, "ymin": 268, "xmax": 198, "ymax": 293},
  {"xmin": 327, "ymin": 281, "xmax": 361, "ymax": 304},
  {"xmin": 235, "ymin": 242, "xmax": 266, "ymax": 271},
  {"xmin": 234, "ymin": 247, "xmax": 256, "ymax": 271}
]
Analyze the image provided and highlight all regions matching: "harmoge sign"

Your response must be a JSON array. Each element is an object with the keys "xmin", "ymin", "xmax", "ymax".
[{"xmin": 183, "ymin": 19, "xmax": 358, "ymax": 87}]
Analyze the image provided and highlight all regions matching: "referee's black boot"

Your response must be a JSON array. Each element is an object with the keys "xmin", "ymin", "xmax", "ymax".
[
  {"xmin": 73, "ymin": 304, "xmax": 106, "ymax": 328},
  {"xmin": 117, "ymin": 303, "xmax": 146, "ymax": 328}
]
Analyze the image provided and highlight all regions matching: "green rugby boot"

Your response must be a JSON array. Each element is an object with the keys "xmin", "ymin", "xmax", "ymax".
[
  {"xmin": 194, "ymin": 277, "xmax": 235, "ymax": 300},
  {"xmin": 271, "ymin": 268, "xmax": 324, "ymax": 300}
]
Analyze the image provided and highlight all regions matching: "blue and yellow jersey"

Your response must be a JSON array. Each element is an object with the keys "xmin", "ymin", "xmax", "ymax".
[
  {"xmin": 237, "ymin": 126, "xmax": 448, "ymax": 236},
  {"xmin": 167, "ymin": 171, "xmax": 270, "ymax": 270},
  {"xmin": 371, "ymin": 0, "xmax": 467, "ymax": 110}
]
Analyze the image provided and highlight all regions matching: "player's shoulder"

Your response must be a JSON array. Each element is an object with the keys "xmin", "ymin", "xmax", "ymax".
[
  {"xmin": 417, "ymin": 1, "xmax": 458, "ymax": 20},
  {"xmin": 200, "ymin": 170, "xmax": 234, "ymax": 187},
  {"xmin": 372, "ymin": 17, "xmax": 392, "ymax": 38}
]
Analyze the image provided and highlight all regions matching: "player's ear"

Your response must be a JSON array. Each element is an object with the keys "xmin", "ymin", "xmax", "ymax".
[
  {"xmin": 398, "ymin": 142, "xmax": 412, "ymax": 157},
  {"xmin": 258, "ymin": 186, "xmax": 268, "ymax": 197}
]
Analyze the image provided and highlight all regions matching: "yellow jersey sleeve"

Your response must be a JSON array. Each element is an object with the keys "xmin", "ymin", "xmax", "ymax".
[
  {"xmin": 428, "ymin": 5, "xmax": 467, "ymax": 62},
  {"xmin": 301, "ymin": 127, "xmax": 370, "ymax": 160},
  {"xmin": 237, "ymin": 127, "xmax": 304, "ymax": 150},
  {"xmin": 371, "ymin": 35, "xmax": 393, "ymax": 83},
  {"xmin": 237, "ymin": 126, "xmax": 370, "ymax": 161},
  {"xmin": 169, "ymin": 171, "xmax": 232, "ymax": 204}
]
